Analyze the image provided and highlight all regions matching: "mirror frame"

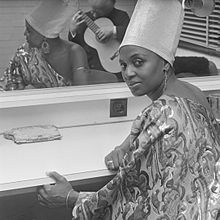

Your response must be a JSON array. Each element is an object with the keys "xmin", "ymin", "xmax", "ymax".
[{"xmin": 1, "ymin": 76, "xmax": 220, "ymax": 109}]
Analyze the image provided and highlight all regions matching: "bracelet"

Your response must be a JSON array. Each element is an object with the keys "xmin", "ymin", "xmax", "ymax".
[
  {"xmin": 65, "ymin": 188, "xmax": 74, "ymax": 209},
  {"xmin": 72, "ymin": 66, "xmax": 86, "ymax": 71}
]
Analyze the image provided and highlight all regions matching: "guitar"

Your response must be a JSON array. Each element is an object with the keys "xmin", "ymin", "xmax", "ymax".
[{"xmin": 81, "ymin": 12, "xmax": 121, "ymax": 73}]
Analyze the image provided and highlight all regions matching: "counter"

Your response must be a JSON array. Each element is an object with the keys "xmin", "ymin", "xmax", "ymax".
[
  {"xmin": 0, "ymin": 120, "xmax": 132, "ymax": 197},
  {"xmin": 1, "ymin": 77, "xmax": 220, "ymax": 197}
]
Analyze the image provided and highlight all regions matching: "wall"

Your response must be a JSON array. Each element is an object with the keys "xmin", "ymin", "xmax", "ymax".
[
  {"xmin": 0, "ymin": 94, "xmax": 150, "ymax": 133},
  {"xmin": 0, "ymin": 0, "xmax": 137, "ymax": 75}
]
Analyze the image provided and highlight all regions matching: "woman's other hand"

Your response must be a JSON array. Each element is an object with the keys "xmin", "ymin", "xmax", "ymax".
[
  {"xmin": 105, "ymin": 135, "xmax": 131, "ymax": 170},
  {"xmin": 37, "ymin": 171, "xmax": 79, "ymax": 208},
  {"xmin": 105, "ymin": 145, "xmax": 128, "ymax": 171}
]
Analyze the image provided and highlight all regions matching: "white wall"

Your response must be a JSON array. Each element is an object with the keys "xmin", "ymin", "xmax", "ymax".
[{"xmin": 0, "ymin": 95, "xmax": 151, "ymax": 133}]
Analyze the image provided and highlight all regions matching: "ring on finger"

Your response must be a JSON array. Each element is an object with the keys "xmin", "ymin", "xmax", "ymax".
[{"xmin": 107, "ymin": 160, "xmax": 115, "ymax": 168}]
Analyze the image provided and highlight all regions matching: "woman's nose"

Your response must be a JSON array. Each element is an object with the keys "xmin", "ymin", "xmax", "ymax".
[{"xmin": 125, "ymin": 65, "xmax": 136, "ymax": 79}]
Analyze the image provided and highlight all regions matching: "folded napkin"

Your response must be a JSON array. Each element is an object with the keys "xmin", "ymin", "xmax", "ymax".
[{"xmin": 4, "ymin": 125, "xmax": 62, "ymax": 144}]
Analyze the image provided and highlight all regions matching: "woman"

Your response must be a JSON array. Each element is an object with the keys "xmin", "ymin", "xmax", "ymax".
[
  {"xmin": 37, "ymin": 0, "xmax": 220, "ymax": 219},
  {"xmin": 0, "ymin": 0, "xmax": 88, "ymax": 91}
]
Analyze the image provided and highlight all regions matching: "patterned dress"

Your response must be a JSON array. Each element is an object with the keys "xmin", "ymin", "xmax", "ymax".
[
  {"xmin": 1, "ymin": 44, "xmax": 71, "ymax": 90},
  {"xmin": 72, "ymin": 95, "xmax": 220, "ymax": 220}
]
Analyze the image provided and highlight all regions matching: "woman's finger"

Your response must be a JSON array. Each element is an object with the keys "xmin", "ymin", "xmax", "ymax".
[
  {"xmin": 105, "ymin": 150, "xmax": 120, "ymax": 170},
  {"xmin": 38, "ymin": 186, "xmax": 50, "ymax": 201},
  {"xmin": 46, "ymin": 171, "xmax": 67, "ymax": 183},
  {"xmin": 37, "ymin": 190, "xmax": 54, "ymax": 207},
  {"xmin": 37, "ymin": 193, "xmax": 49, "ymax": 207}
]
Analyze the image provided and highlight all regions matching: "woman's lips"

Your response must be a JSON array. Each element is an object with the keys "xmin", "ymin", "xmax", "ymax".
[{"xmin": 128, "ymin": 82, "xmax": 141, "ymax": 87}]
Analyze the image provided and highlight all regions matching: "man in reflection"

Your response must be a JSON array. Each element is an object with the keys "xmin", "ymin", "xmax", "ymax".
[{"xmin": 68, "ymin": 0, "xmax": 130, "ymax": 82}]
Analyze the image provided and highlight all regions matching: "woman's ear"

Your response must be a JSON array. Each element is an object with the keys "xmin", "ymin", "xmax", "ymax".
[{"xmin": 163, "ymin": 62, "xmax": 170, "ymax": 72}]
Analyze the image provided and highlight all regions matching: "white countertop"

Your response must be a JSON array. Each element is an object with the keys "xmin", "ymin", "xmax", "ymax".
[{"xmin": 0, "ymin": 121, "xmax": 132, "ymax": 196}]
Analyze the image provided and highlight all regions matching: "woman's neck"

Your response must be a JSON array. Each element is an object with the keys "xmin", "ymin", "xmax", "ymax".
[
  {"xmin": 42, "ymin": 38, "xmax": 66, "ymax": 61},
  {"xmin": 148, "ymin": 69, "xmax": 176, "ymax": 101},
  {"xmin": 46, "ymin": 37, "xmax": 62, "ymax": 54}
]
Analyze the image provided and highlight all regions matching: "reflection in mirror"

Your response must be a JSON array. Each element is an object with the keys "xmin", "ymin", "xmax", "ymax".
[
  {"xmin": 0, "ymin": 0, "xmax": 219, "ymax": 92},
  {"xmin": 0, "ymin": 0, "xmax": 136, "ymax": 91}
]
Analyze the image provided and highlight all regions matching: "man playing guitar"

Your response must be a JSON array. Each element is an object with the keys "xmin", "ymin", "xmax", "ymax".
[{"xmin": 68, "ymin": 0, "xmax": 130, "ymax": 81}]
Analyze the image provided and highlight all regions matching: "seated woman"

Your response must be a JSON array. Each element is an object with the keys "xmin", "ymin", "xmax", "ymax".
[
  {"xmin": 37, "ymin": 0, "xmax": 220, "ymax": 219},
  {"xmin": 0, "ymin": 0, "xmax": 88, "ymax": 91}
]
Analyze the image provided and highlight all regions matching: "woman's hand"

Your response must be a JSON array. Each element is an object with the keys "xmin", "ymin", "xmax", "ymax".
[
  {"xmin": 105, "ymin": 145, "xmax": 128, "ymax": 171},
  {"xmin": 37, "ymin": 171, "xmax": 79, "ymax": 208},
  {"xmin": 105, "ymin": 135, "xmax": 131, "ymax": 170}
]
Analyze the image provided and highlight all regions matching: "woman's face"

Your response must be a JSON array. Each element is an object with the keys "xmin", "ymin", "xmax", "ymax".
[
  {"xmin": 119, "ymin": 45, "xmax": 165, "ymax": 97},
  {"xmin": 24, "ymin": 21, "xmax": 43, "ymax": 48}
]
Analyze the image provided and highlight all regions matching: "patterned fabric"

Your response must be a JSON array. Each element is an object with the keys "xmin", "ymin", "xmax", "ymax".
[
  {"xmin": 72, "ymin": 95, "xmax": 220, "ymax": 220},
  {"xmin": 1, "ymin": 44, "xmax": 71, "ymax": 90}
]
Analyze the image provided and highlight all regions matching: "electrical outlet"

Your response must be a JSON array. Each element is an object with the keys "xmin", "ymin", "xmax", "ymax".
[{"xmin": 110, "ymin": 98, "xmax": 127, "ymax": 117}]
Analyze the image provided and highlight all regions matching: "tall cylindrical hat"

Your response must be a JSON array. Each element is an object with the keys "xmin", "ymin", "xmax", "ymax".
[
  {"xmin": 25, "ymin": 0, "xmax": 76, "ymax": 38},
  {"xmin": 120, "ymin": 0, "xmax": 184, "ymax": 65}
]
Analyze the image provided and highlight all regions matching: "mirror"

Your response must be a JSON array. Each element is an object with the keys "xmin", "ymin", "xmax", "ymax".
[
  {"xmin": 0, "ymin": 0, "xmax": 219, "ymax": 92},
  {"xmin": 0, "ymin": 0, "xmax": 136, "ymax": 91}
]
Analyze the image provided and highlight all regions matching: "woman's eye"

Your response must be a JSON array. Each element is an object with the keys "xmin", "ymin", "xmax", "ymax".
[{"xmin": 133, "ymin": 59, "xmax": 143, "ymax": 67}]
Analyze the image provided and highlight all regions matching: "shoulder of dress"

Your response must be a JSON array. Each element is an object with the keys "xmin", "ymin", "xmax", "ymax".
[
  {"xmin": 142, "ymin": 95, "xmax": 177, "ymax": 114},
  {"xmin": 137, "ymin": 95, "xmax": 182, "ymax": 129}
]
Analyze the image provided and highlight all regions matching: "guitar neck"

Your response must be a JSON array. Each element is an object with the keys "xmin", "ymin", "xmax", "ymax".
[{"xmin": 81, "ymin": 13, "xmax": 100, "ymax": 34}]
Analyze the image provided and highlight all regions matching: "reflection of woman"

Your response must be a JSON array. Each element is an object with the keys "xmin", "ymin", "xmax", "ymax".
[
  {"xmin": 0, "ymin": 0, "xmax": 88, "ymax": 91},
  {"xmin": 37, "ymin": 0, "xmax": 220, "ymax": 219}
]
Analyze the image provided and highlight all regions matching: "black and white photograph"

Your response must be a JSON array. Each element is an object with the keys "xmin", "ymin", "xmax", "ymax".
[{"xmin": 0, "ymin": 0, "xmax": 220, "ymax": 219}]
